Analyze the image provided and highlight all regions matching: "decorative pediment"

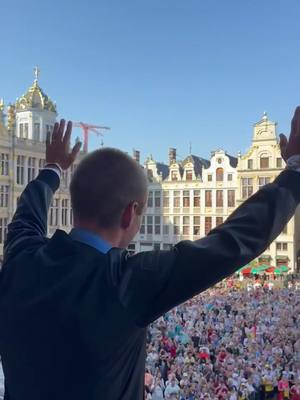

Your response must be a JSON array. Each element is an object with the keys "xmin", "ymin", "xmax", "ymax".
[{"xmin": 253, "ymin": 112, "xmax": 277, "ymax": 141}]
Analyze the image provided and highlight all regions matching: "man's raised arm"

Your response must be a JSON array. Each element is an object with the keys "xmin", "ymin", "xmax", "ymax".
[
  {"xmin": 118, "ymin": 107, "xmax": 300, "ymax": 327},
  {"xmin": 3, "ymin": 120, "xmax": 81, "ymax": 261}
]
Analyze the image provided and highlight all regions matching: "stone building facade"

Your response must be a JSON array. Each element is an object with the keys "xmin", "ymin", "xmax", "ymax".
[
  {"xmin": 0, "ymin": 71, "xmax": 83, "ymax": 258},
  {"xmin": 0, "ymin": 72, "xmax": 299, "ymax": 271},
  {"xmin": 133, "ymin": 113, "xmax": 300, "ymax": 272}
]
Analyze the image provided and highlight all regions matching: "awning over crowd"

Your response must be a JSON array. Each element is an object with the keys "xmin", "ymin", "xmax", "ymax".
[{"xmin": 237, "ymin": 264, "xmax": 289, "ymax": 275}]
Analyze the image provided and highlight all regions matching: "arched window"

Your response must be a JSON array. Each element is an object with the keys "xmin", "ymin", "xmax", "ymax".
[
  {"xmin": 260, "ymin": 156, "xmax": 269, "ymax": 169},
  {"xmin": 186, "ymin": 170, "xmax": 193, "ymax": 181},
  {"xmin": 171, "ymin": 170, "xmax": 178, "ymax": 181},
  {"xmin": 216, "ymin": 168, "xmax": 224, "ymax": 182}
]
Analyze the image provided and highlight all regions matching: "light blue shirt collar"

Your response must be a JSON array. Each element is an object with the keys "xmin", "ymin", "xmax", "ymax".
[{"xmin": 69, "ymin": 228, "xmax": 112, "ymax": 254}]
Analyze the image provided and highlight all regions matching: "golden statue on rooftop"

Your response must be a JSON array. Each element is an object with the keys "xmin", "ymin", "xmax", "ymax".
[{"xmin": 7, "ymin": 104, "xmax": 16, "ymax": 131}]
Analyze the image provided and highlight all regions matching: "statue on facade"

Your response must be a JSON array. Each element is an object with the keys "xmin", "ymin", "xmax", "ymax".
[{"xmin": 7, "ymin": 104, "xmax": 16, "ymax": 133}]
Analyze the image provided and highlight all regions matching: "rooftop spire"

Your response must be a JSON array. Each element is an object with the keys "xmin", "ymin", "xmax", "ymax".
[
  {"xmin": 0, "ymin": 99, "xmax": 4, "ymax": 125},
  {"xmin": 15, "ymin": 67, "xmax": 56, "ymax": 113},
  {"xmin": 33, "ymin": 66, "xmax": 40, "ymax": 83}
]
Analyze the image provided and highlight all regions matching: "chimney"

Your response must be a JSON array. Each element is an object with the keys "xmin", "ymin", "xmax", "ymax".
[
  {"xmin": 169, "ymin": 148, "xmax": 176, "ymax": 165},
  {"xmin": 133, "ymin": 149, "xmax": 140, "ymax": 164}
]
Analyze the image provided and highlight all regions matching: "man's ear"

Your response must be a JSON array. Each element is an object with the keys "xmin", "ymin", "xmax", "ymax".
[{"xmin": 120, "ymin": 202, "xmax": 138, "ymax": 229}]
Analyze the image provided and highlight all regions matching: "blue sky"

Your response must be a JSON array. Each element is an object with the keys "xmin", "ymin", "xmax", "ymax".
[{"xmin": 1, "ymin": 0, "xmax": 300, "ymax": 163}]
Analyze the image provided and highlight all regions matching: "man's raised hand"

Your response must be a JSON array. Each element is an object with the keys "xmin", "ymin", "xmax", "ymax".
[
  {"xmin": 279, "ymin": 107, "xmax": 300, "ymax": 161},
  {"xmin": 46, "ymin": 119, "xmax": 81, "ymax": 170}
]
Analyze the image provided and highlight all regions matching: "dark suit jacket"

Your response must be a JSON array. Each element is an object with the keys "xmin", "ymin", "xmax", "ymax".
[{"xmin": 0, "ymin": 169, "xmax": 299, "ymax": 399}]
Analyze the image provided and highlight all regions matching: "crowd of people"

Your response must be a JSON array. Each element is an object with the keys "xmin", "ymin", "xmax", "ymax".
[
  {"xmin": 144, "ymin": 281, "xmax": 300, "ymax": 400},
  {"xmin": 0, "ymin": 280, "xmax": 298, "ymax": 400}
]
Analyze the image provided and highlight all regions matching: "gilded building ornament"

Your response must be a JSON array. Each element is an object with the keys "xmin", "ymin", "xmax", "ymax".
[
  {"xmin": 15, "ymin": 68, "xmax": 57, "ymax": 113},
  {"xmin": 0, "ymin": 99, "xmax": 5, "ymax": 125},
  {"xmin": 7, "ymin": 104, "xmax": 16, "ymax": 131},
  {"xmin": 15, "ymin": 81, "xmax": 56, "ymax": 113}
]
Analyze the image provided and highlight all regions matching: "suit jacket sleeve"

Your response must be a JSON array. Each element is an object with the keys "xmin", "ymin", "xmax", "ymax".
[
  {"xmin": 3, "ymin": 170, "xmax": 60, "ymax": 262},
  {"xmin": 117, "ymin": 169, "xmax": 300, "ymax": 327}
]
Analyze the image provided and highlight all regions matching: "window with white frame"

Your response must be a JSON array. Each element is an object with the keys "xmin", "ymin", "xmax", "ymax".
[
  {"xmin": 216, "ymin": 217, "xmax": 223, "ymax": 226},
  {"xmin": 193, "ymin": 190, "xmax": 200, "ymax": 207},
  {"xmin": 183, "ymin": 190, "xmax": 190, "ymax": 207},
  {"xmin": 154, "ymin": 191, "xmax": 161, "ymax": 207},
  {"xmin": 147, "ymin": 216, "xmax": 153, "ymax": 234},
  {"xmin": 140, "ymin": 216, "xmax": 145, "ymax": 234},
  {"xmin": 276, "ymin": 158, "xmax": 282, "ymax": 168},
  {"xmin": 0, "ymin": 186, "xmax": 9, "ymax": 207},
  {"xmin": 173, "ymin": 216, "xmax": 180, "ymax": 235},
  {"xmin": 260, "ymin": 157, "xmax": 269, "ymax": 169},
  {"xmin": 33, "ymin": 123, "xmax": 40, "ymax": 141},
  {"xmin": 61, "ymin": 199, "xmax": 69, "ymax": 226},
  {"xmin": 186, "ymin": 170, "xmax": 193, "ymax": 181},
  {"xmin": 19, "ymin": 123, "xmax": 24, "ymax": 138},
  {"xmin": 46, "ymin": 125, "xmax": 54, "ymax": 137},
  {"xmin": 193, "ymin": 216, "xmax": 200, "ymax": 236},
  {"xmin": 163, "ymin": 191, "xmax": 169, "ymax": 208},
  {"xmin": 154, "ymin": 216, "xmax": 161, "ymax": 234},
  {"xmin": 205, "ymin": 217, "xmax": 212, "ymax": 235},
  {"xmin": 173, "ymin": 191, "xmax": 180, "ymax": 208},
  {"xmin": 0, "ymin": 154, "xmax": 9, "ymax": 176},
  {"xmin": 163, "ymin": 216, "xmax": 169, "ymax": 235},
  {"xmin": 205, "ymin": 190, "xmax": 212, "ymax": 207},
  {"xmin": 216, "ymin": 168, "xmax": 224, "ymax": 182},
  {"xmin": 27, "ymin": 157, "xmax": 36, "ymax": 182},
  {"xmin": 147, "ymin": 191, "xmax": 153, "ymax": 208},
  {"xmin": 20, "ymin": 123, "xmax": 29, "ymax": 139},
  {"xmin": 50, "ymin": 199, "xmax": 59, "ymax": 226},
  {"xmin": 39, "ymin": 158, "xmax": 45, "ymax": 173},
  {"xmin": 16, "ymin": 155, "xmax": 25, "ymax": 185},
  {"xmin": 216, "ymin": 190, "xmax": 223, "ymax": 207},
  {"xmin": 0, "ymin": 218, "xmax": 8, "ymax": 243},
  {"xmin": 228, "ymin": 190, "xmax": 235, "ymax": 207},
  {"xmin": 241, "ymin": 178, "xmax": 253, "ymax": 199},
  {"xmin": 276, "ymin": 242, "xmax": 288, "ymax": 251},
  {"xmin": 258, "ymin": 177, "xmax": 271, "ymax": 189},
  {"xmin": 183, "ymin": 216, "xmax": 190, "ymax": 235},
  {"xmin": 70, "ymin": 208, "xmax": 73, "ymax": 226}
]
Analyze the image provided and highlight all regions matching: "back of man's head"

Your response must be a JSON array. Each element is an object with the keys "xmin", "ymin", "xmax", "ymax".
[{"xmin": 70, "ymin": 148, "xmax": 148, "ymax": 229}]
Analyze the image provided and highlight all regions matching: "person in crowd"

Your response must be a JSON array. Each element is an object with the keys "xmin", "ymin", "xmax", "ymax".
[
  {"xmin": 165, "ymin": 377, "xmax": 181, "ymax": 399},
  {"xmin": 290, "ymin": 380, "xmax": 300, "ymax": 400},
  {"xmin": 145, "ymin": 369, "xmax": 155, "ymax": 393},
  {"xmin": 278, "ymin": 372, "xmax": 290, "ymax": 400},
  {"xmin": 152, "ymin": 378, "xmax": 165, "ymax": 400}
]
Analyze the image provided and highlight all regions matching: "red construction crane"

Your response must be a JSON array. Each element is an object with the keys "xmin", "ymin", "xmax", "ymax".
[{"xmin": 73, "ymin": 122, "xmax": 110, "ymax": 152}]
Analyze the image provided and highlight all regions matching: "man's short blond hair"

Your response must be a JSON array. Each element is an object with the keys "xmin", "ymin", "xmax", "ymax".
[{"xmin": 70, "ymin": 148, "xmax": 148, "ymax": 228}]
